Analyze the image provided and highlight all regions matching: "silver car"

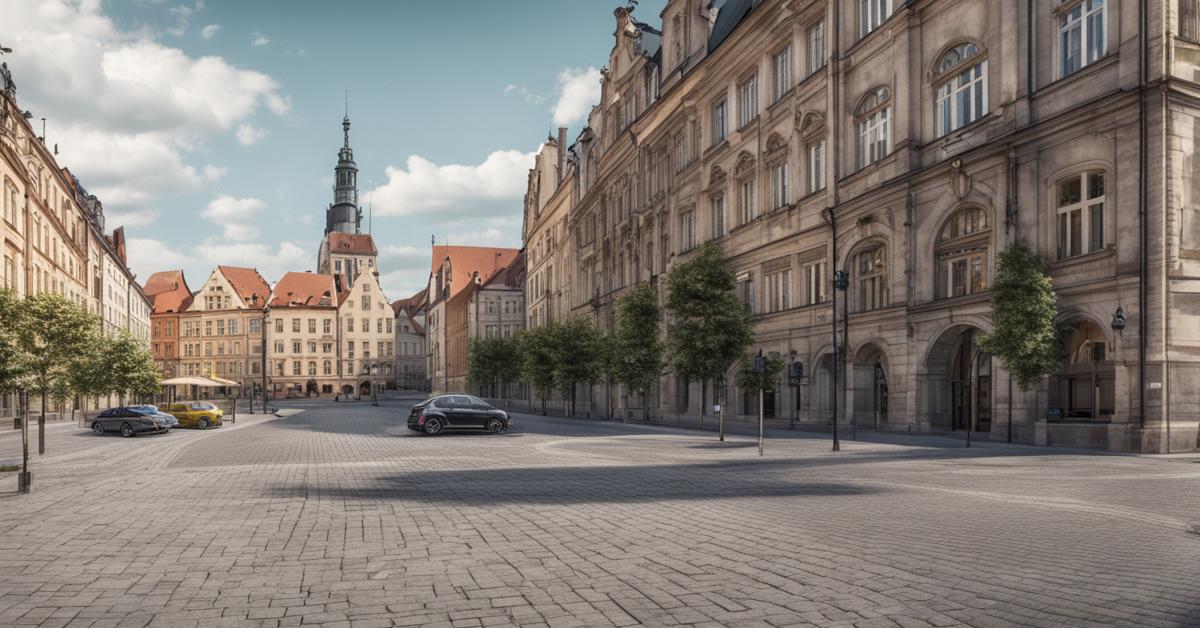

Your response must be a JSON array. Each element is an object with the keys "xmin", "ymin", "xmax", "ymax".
[
  {"xmin": 129, "ymin": 405, "xmax": 179, "ymax": 430},
  {"xmin": 91, "ymin": 407, "xmax": 170, "ymax": 437}
]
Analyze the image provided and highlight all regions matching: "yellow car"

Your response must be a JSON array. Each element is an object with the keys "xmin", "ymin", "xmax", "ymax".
[{"xmin": 161, "ymin": 401, "xmax": 224, "ymax": 429}]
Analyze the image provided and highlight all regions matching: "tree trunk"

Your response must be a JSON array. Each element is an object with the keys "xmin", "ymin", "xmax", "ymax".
[
  {"xmin": 699, "ymin": 379, "xmax": 707, "ymax": 431},
  {"xmin": 39, "ymin": 389, "xmax": 47, "ymax": 456}
]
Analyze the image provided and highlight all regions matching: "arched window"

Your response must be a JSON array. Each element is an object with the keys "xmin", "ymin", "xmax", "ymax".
[
  {"xmin": 936, "ymin": 207, "xmax": 990, "ymax": 299},
  {"xmin": 935, "ymin": 43, "xmax": 987, "ymax": 137},
  {"xmin": 855, "ymin": 87, "xmax": 891, "ymax": 169},
  {"xmin": 1056, "ymin": 171, "xmax": 1106, "ymax": 259},
  {"xmin": 854, "ymin": 245, "xmax": 887, "ymax": 312}
]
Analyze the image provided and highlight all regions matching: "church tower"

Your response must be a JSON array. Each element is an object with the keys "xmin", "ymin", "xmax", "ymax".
[{"xmin": 325, "ymin": 112, "xmax": 361, "ymax": 234}]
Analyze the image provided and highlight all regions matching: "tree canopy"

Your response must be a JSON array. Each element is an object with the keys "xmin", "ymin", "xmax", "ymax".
[
  {"xmin": 979, "ymin": 241, "xmax": 1063, "ymax": 390},
  {"xmin": 609, "ymin": 282, "xmax": 663, "ymax": 400},
  {"xmin": 665, "ymin": 242, "xmax": 753, "ymax": 388}
]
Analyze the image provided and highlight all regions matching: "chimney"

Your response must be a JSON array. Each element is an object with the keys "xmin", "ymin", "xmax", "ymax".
[{"xmin": 556, "ymin": 127, "xmax": 567, "ymax": 184}]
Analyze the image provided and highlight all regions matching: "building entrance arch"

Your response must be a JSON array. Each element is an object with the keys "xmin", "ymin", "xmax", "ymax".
[
  {"xmin": 851, "ymin": 342, "xmax": 889, "ymax": 430},
  {"xmin": 924, "ymin": 325, "xmax": 992, "ymax": 432}
]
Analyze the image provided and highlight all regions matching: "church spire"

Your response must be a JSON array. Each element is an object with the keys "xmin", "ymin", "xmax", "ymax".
[{"xmin": 326, "ymin": 104, "xmax": 360, "ymax": 235}]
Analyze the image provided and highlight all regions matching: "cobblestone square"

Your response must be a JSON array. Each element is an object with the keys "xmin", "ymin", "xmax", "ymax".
[{"xmin": 2, "ymin": 400, "xmax": 1199, "ymax": 627}]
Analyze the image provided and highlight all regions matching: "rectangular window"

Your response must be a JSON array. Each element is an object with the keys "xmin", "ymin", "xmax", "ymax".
[
  {"xmin": 361, "ymin": 296, "xmax": 370, "ymax": 310},
  {"xmin": 1059, "ymin": 0, "xmax": 1106, "ymax": 77},
  {"xmin": 739, "ymin": 179, "xmax": 756, "ymax": 224},
  {"xmin": 770, "ymin": 163, "xmax": 789, "ymax": 209},
  {"xmin": 807, "ymin": 141, "xmax": 826, "ymax": 193},
  {"xmin": 228, "ymin": 320, "xmax": 238, "ymax": 335},
  {"xmin": 681, "ymin": 210, "xmax": 697, "ymax": 251},
  {"xmin": 765, "ymin": 269, "xmax": 792, "ymax": 313},
  {"xmin": 936, "ymin": 61, "xmax": 987, "ymax": 137},
  {"xmin": 347, "ymin": 318, "xmax": 354, "ymax": 332},
  {"xmin": 1183, "ymin": 0, "xmax": 1200, "ymax": 41},
  {"xmin": 773, "ymin": 46, "xmax": 792, "ymax": 101},
  {"xmin": 323, "ymin": 319, "xmax": 331, "ymax": 334},
  {"xmin": 736, "ymin": 273, "xmax": 756, "ymax": 314},
  {"xmin": 803, "ymin": 261, "xmax": 827, "ymax": 305},
  {"xmin": 859, "ymin": 0, "xmax": 893, "ymax": 37},
  {"xmin": 858, "ymin": 107, "xmax": 891, "ymax": 169},
  {"xmin": 205, "ymin": 320, "xmax": 212, "ymax": 336},
  {"xmin": 712, "ymin": 98, "xmax": 728, "ymax": 144},
  {"xmin": 275, "ymin": 319, "xmax": 283, "ymax": 333},
  {"xmin": 308, "ymin": 319, "xmax": 316, "ymax": 333},
  {"xmin": 216, "ymin": 320, "xmax": 225, "ymax": 336},
  {"xmin": 738, "ymin": 74, "xmax": 758, "ymax": 128},
  {"xmin": 806, "ymin": 21, "xmax": 826, "ymax": 76},
  {"xmin": 712, "ymin": 194, "xmax": 726, "ymax": 239},
  {"xmin": 292, "ymin": 341, "xmax": 301, "ymax": 354},
  {"xmin": 1056, "ymin": 171, "xmax": 1106, "ymax": 259},
  {"xmin": 292, "ymin": 318, "xmax": 300, "ymax": 333}
]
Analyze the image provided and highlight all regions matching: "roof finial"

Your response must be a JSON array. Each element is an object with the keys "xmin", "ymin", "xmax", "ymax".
[{"xmin": 342, "ymin": 90, "xmax": 350, "ymax": 148}]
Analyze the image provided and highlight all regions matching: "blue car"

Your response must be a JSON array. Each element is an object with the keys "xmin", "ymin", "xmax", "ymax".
[{"xmin": 128, "ymin": 405, "xmax": 179, "ymax": 430}]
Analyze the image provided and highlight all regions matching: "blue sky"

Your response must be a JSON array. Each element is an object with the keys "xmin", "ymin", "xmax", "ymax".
[{"xmin": 6, "ymin": 0, "xmax": 666, "ymax": 299}]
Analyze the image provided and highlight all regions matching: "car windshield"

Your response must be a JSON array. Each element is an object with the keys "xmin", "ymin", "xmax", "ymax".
[
  {"xmin": 129, "ymin": 406, "xmax": 157, "ymax": 414},
  {"xmin": 192, "ymin": 403, "xmax": 214, "ymax": 410}
]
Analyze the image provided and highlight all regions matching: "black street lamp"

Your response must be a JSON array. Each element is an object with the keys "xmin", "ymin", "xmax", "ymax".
[
  {"xmin": 832, "ymin": 270, "xmax": 850, "ymax": 452},
  {"xmin": 261, "ymin": 306, "xmax": 269, "ymax": 413}
]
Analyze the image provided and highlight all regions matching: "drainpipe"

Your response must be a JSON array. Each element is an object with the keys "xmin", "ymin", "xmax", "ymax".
[
  {"xmin": 1137, "ymin": 0, "xmax": 1148, "ymax": 437},
  {"xmin": 1006, "ymin": 148, "xmax": 1017, "ymax": 444}
]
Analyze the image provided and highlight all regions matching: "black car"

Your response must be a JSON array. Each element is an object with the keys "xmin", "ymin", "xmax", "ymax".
[
  {"xmin": 407, "ymin": 395, "xmax": 511, "ymax": 435},
  {"xmin": 91, "ymin": 407, "xmax": 171, "ymax": 437}
]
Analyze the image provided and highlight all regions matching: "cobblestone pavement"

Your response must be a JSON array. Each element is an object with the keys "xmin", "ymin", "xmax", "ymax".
[{"xmin": 2, "ymin": 400, "xmax": 1199, "ymax": 628}]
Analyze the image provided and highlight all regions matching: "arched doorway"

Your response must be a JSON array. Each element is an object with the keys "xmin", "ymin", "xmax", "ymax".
[
  {"xmin": 359, "ymin": 380, "xmax": 371, "ymax": 396},
  {"xmin": 851, "ymin": 343, "xmax": 889, "ymax": 430},
  {"xmin": 809, "ymin": 352, "xmax": 837, "ymax": 422},
  {"xmin": 340, "ymin": 384, "xmax": 354, "ymax": 396},
  {"xmin": 305, "ymin": 379, "xmax": 318, "ymax": 397},
  {"xmin": 924, "ymin": 325, "xmax": 992, "ymax": 433},
  {"xmin": 1051, "ymin": 321, "xmax": 1114, "ymax": 420}
]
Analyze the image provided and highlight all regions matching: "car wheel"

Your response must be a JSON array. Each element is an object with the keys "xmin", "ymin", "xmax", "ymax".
[
  {"xmin": 92, "ymin": 422, "xmax": 104, "ymax": 436},
  {"xmin": 197, "ymin": 418, "xmax": 210, "ymax": 429},
  {"xmin": 423, "ymin": 417, "xmax": 444, "ymax": 435},
  {"xmin": 486, "ymin": 417, "xmax": 506, "ymax": 434},
  {"xmin": 120, "ymin": 422, "xmax": 134, "ymax": 438}
]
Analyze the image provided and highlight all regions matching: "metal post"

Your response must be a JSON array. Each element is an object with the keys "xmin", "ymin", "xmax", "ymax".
[
  {"xmin": 758, "ymin": 386, "xmax": 764, "ymax": 457},
  {"xmin": 1007, "ymin": 374, "xmax": 1013, "ymax": 443},
  {"xmin": 261, "ymin": 307, "xmax": 269, "ymax": 413},
  {"xmin": 19, "ymin": 391, "xmax": 30, "ymax": 493},
  {"xmin": 832, "ymin": 270, "xmax": 849, "ymax": 452}
]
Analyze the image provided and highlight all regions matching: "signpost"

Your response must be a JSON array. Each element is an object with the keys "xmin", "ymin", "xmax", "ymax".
[{"xmin": 755, "ymin": 350, "xmax": 765, "ymax": 457}]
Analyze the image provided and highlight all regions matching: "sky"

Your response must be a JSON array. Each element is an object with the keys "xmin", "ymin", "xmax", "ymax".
[{"xmin": 4, "ymin": 0, "xmax": 667, "ymax": 300}]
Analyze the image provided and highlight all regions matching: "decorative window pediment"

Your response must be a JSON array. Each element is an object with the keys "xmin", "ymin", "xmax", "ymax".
[{"xmin": 734, "ymin": 151, "xmax": 756, "ymax": 179}]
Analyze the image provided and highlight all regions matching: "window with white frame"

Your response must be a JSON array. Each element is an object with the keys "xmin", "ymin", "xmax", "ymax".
[
  {"xmin": 738, "ymin": 74, "xmax": 758, "ymax": 128},
  {"xmin": 935, "ymin": 43, "xmax": 987, "ymax": 137},
  {"xmin": 806, "ymin": 20, "xmax": 826, "ymax": 76},
  {"xmin": 773, "ymin": 46, "xmax": 792, "ymax": 102},
  {"xmin": 855, "ymin": 246, "xmax": 887, "ymax": 312},
  {"xmin": 1059, "ymin": 0, "xmax": 1106, "ymax": 77},
  {"xmin": 712, "ymin": 98, "xmax": 728, "ymax": 144},
  {"xmin": 770, "ymin": 162, "xmax": 789, "ymax": 209},
  {"xmin": 936, "ymin": 207, "xmax": 990, "ymax": 299},
  {"xmin": 765, "ymin": 268, "xmax": 792, "ymax": 313},
  {"xmin": 803, "ymin": 260, "xmax": 827, "ymax": 305},
  {"xmin": 739, "ymin": 179, "xmax": 756, "ymax": 225},
  {"xmin": 712, "ymin": 194, "xmax": 726, "ymax": 239},
  {"xmin": 681, "ymin": 209, "xmax": 697, "ymax": 251},
  {"xmin": 807, "ymin": 140, "xmax": 826, "ymax": 194},
  {"xmin": 859, "ymin": 0, "xmax": 893, "ymax": 37},
  {"xmin": 736, "ymin": 272, "xmax": 755, "ymax": 313},
  {"xmin": 856, "ymin": 87, "xmax": 892, "ymax": 169},
  {"xmin": 1056, "ymin": 171, "xmax": 1106, "ymax": 259}
]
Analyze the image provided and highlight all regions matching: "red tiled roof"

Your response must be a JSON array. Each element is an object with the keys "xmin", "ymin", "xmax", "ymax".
[
  {"xmin": 483, "ymin": 250, "xmax": 525, "ymax": 289},
  {"xmin": 390, "ymin": 287, "xmax": 429, "ymax": 316},
  {"xmin": 328, "ymin": 232, "xmax": 378, "ymax": 256},
  {"xmin": 270, "ymin": 272, "xmax": 338, "ymax": 308},
  {"xmin": 430, "ymin": 245, "xmax": 520, "ymax": 301},
  {"xmin": 217, "ymin": 266, "xmax": 270, "ymax": 308},
  {"xmin": 143, "ymin": 270, "xmax": 193, "ymax": 314}
]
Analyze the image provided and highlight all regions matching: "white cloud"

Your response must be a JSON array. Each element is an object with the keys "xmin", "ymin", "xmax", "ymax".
[
  {"xmin": 165, "ymin": 1, "xmax": 203, "ymax": 37},
  {"xmin": 444, "ymin": 227, "xmax": 519, "ymax": 248},
  {"xmin": 199, "ymin": 24, "xmax": 220, "ymax": 39},
  {"xmin": 4, "ymin": 0, "xmax": 289, "ymax": 212},
  {"xmin": 379, "ymin": 268, "xmax": 432, "ymax": 302},
  {"xmin": 553, "ymin": 67, "xmax": 602, "ymax": 126},
  {"xmin": 250, "ymin": 31, "xmax": 270, "ymax": 46},
  {"xmin": 369, "ymin": 149, "xmax": 535, "ymax": 218},
  {"xmin": 201, "ymin": 195, "xmax": 266, "ymax": 241},
  {"xmin": 504, "ymin": 83, "xmax": 546, "ymax": 105},
  {"xmin": 235, "ymin": 123, "xmax": 266, "ymax": 146},
  {"xmin": 104, "ymin": 209, "xmax": 160, "ymax": 228}
]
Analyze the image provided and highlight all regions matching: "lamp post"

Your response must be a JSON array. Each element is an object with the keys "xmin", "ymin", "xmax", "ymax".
[
  {"xmin": 261, "ymin": 306, "xmax": 269, "ymax": 413},
  {"xmin": 832, "ymin": 270, "xmax": 849, "ymax": 452}
]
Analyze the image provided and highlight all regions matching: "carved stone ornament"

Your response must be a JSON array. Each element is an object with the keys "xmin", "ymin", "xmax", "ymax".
[{"xmin": 951, "ymin": 158, "xmax": 972, "ymax": 200}]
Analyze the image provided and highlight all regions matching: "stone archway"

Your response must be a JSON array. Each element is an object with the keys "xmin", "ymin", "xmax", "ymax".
[
  {"xmin": 851, "ymin": 342, "xmax": 890, "ymax": 430},
  {"xmin": 923, "ymin": 325, "xmax": 992, "ymax": 432},
  {"xmin": 306, "ymin": 379, "xmax": 318, "ymax": 397},
  {"xmin": 340, "ymin": 384, "xmax": 354, "ymax": 396},
  {"xmin": 808, "ymin": 351, "xmax": 837, "ymax": 422},
  {"xmin": 358, "ymin": 380, "xmax": 371, "ymax": 396}
]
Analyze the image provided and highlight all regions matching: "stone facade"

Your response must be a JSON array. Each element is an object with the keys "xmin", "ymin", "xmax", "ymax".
[
  {"xmin": 392, "ymin": 289, "xmax": 429, "ymax": 391},
  {"xmin": 523, "ymin": 130, "xmax": 575, "ymax": 329},
  {"xmin": 176, "ymin": 266, "xmax": 270, "ymax": 395},
  {"xmin": 1, "ymin": 64, "xmax": 152, "ymax": 419},
  {"xmin": 524, "ymin": 0, "xmax": 1200, "ymax": 452}
]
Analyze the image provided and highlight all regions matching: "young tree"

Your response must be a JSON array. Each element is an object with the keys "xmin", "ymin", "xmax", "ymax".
[
  {"xmin": 494, "ymin": 335, "xmax": 525, "ymax": 400},
  {"xmin": 551, "ymin": 317, "xmax": 605, "ymax": 416},
  {"xmin": 517, "ymin": 326, "xmax": 557, "ymax": 415},
  {"xmin": 14, "ymin": 293, "xmax": 103, "ymax": 448},
  {"xmin": 734, "ymin": 352, "xmax": 785, "ymax": 393},
  {"xmin": 979, "ymin": 241, "xmax": 1063, "ymax": 391},
  {"xmin": 610, "ymin": 282, "xmax": 663, "ymax": 421},
  {"xmin": 105, "ymin": 331, "xmax": 162, "ymax": 403},
  {"xmin": 467, "ymin": 337, "xmax": 499, "ymax": 396},
  {"xmin": 0, "ymin": 289, "xmax": 25, "ymax": 396},
  {"xmin": 665, "ymin": 242, "xmax": 753, "ymax": 426}
]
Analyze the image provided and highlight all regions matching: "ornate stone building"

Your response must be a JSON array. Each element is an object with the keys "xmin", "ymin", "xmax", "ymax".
[
  {"xmin": 392, "ymin": 288, "xmax": 429, "ymax": 391},
  {"xmin": 532, "ymin": 0, "xmax": 1200, "ymax": 452},
  {"xmin": 523, "ymin": 129, "xmax": 576, "ymax": 330}
]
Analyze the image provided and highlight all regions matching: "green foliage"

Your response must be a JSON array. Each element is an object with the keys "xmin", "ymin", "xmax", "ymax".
[
  {"xmin": 733, "ymin": 352, "xmax": 785, "ymax": 392},
  {"xmin": 609, "ymin": 282, "xmax": 664, "ymax": 397},
  {"xmin": 467, "ymin": 335, "xmax": 523, "ymax": 393},
  {"xmin": 13, "ymin": 292, "xmax": 103, "ymax": 401},
  {"xmin": 550, "ymin": 317, "xmax": 605, "ymax": 397},
  {"xmin": 665, "ymin": 242, "xmax": 754, "ymax": 385},
  {"xmin": 105, "ymin": 331, "xmax": 162, "ymax": 399},
  {"xmin": 0, "ymin": 289, "xmax": 25, "ymax": 394},
  {"xmin": 979, "ymin": 241, "xmax": 1063, "ymax": 391},
  {"xmin": 516, "ymin": 325, "xmax": 557, "ymax": 400}
]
